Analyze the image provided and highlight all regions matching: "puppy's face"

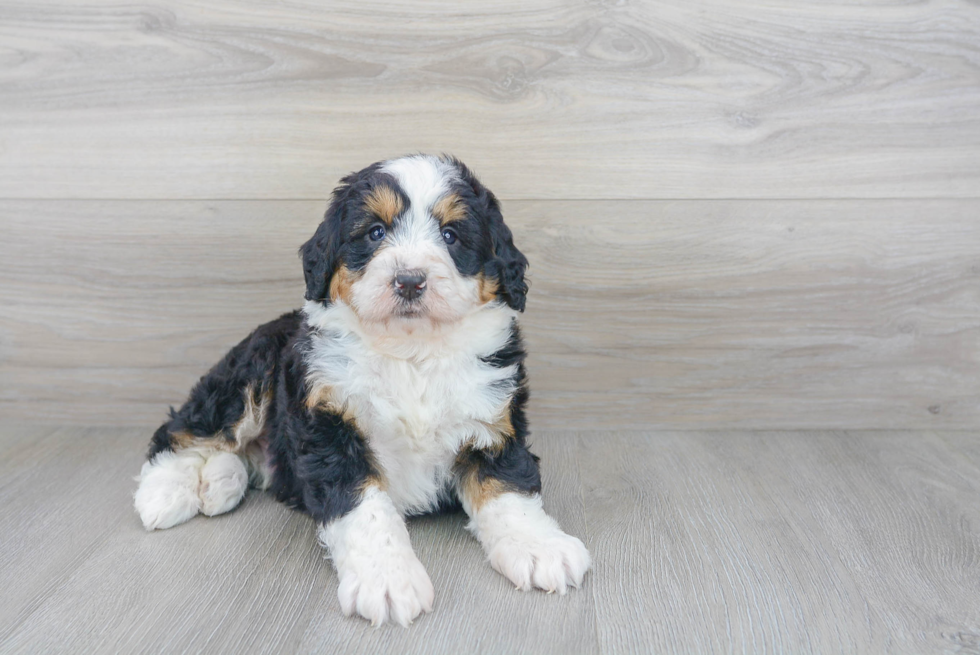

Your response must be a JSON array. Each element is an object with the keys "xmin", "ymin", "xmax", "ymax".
[{"xmin": 301, "ymin": 155, "xmax": 527, "ymax": 329}]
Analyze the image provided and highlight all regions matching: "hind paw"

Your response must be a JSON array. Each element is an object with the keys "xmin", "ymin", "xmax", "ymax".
[
  {"xmin": 134, "ymin": 452, "xmax": 203, "ymax": 530},
  {"xmin": 199, "ymin": 452, "xmax": 248, "ymax": 516}
]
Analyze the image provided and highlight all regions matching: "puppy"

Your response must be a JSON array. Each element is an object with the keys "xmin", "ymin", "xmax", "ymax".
[{"xmin": 133, "ymin": 154, "xmax": 590, "ymax": 626}]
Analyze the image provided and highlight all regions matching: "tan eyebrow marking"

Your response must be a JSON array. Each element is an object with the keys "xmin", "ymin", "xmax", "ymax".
[
  {"xmin": 431, "ymin": 193, "xmax": 467, "ymax": 226},
  {"xmin": 363, "ymin": 185, "xmax": 404, "ymax": 225}
]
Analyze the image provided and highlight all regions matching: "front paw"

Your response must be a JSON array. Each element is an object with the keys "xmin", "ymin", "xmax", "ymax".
[
  {"xmin": 488, "ymin": 530, "xmax": 591, "ymax": 594},
  {"xmin": 336, "ymin": 550, "xmax": 435, "ymax": 627}
]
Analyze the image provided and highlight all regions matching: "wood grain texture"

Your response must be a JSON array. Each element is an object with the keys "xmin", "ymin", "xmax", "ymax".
[
  {"xmin": 1, "ymin": 0, "xmax": 979, "ymax": 199},
  {"xmin": 1, "ymin": 199, "xmax": 977, "ymax": 429},
  {"xmin": 0, "ymin": 425, "xmax": 596, "ymax": 654},
  {"xmin": 2, "ymin": 426, "xmax": 979, "ymax": 653},
  {"xmin": 580, "ymin": 430, "xmax": 980, "ymax": 654}
]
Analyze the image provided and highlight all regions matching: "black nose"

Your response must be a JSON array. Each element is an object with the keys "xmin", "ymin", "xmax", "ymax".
[{"xmin": 393, "ymin": 271, "xmax": 426, "ymax": 301}]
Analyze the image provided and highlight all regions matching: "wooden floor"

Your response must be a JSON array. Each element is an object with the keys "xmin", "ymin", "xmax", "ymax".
[{"xmin": 1, "ymin": 425, "xmax": 978, "ymax": 654}]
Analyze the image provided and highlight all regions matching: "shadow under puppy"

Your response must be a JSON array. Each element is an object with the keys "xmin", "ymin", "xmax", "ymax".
[{"xmin": 133, "ymin": 154, "xmax": 590, "ymax": 626}]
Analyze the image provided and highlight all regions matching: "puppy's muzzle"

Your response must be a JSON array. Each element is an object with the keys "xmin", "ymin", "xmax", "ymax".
[{"xmin": 393, "ymin": 270, "xmax": 426, "ymax": 301}]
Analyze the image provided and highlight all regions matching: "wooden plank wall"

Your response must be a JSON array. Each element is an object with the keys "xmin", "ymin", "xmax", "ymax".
[{"xmin": 1, "ymin": 0, "xmax": 978, "ymax": 429}]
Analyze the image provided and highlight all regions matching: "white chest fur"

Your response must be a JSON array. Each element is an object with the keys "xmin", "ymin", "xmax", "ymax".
[{"xmin": 302, "ymin": 302, "xmax": 519, "ymax": 515}]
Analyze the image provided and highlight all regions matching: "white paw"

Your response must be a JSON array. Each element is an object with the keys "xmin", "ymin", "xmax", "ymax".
[
  {"xmin": 199, "ymin": 452, "xmax": 248, "ymax": 516},
  {"xmin": 319, "ymin": 486, "xmax": 435, "ymax": 627},
  {"xmin": 133, "ymin": 451, "xmax": 203, "ymax": 530},
  {"xmin": 472, "ymin": 493, "xmax": 591, "ymax": 594},
  {"xmin": 488, "ymin": 529, "xmax": 591, "ymax": 594},
  {"xmin": 336, "ymin": 547, "xmax": 435, "ymax": 627}
]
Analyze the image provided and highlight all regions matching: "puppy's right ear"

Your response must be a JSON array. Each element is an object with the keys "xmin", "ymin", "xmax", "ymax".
[{"xmin": 300, "ymin": 190, "xmax": 347, "ymax": 303}]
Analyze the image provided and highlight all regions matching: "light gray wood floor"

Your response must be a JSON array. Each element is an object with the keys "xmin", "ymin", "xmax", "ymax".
[{"xmin": 1, "ymin": 425, "xmax": 978, "ymax": 654}]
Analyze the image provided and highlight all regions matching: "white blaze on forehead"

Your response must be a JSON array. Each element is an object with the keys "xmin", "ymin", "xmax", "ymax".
[
  {"xmin": 381, "ymin": 155, "xmax": 458, "ymax": 219},
  {"xmin": 380, "ymin": 155, "xmax": 458, "ymax": 252}
]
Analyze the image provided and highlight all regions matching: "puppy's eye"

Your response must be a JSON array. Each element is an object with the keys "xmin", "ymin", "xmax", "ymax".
[
  {"xmin": 441, "ymin": 228, "xmax": 458, "ymax": 245},
  {"xmin": 369, "ymin": 225, "xmax": 386, "ymax": 241}
]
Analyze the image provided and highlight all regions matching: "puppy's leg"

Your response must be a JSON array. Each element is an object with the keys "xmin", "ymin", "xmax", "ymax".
[
  {"xmin": 456, "ymin": 444, "xmax": 591, "ymax": 594},
  {"xmin": 135, "ymin": 447, "xmax": 249, "ymax": 528},
  {"xmin": 295, "ymin": 409, "xmax": 433, "ymax": 626},
  {"xmin": 468, "ymin": 491, "xmax": 591, "ymax": 594},
  {"xmin": 136, "ymin": 381, "xmax": 269, "ymax": 529},
  {"xmin": 317, "ymin": 486, "xmax": 434, "ymax": 627}
]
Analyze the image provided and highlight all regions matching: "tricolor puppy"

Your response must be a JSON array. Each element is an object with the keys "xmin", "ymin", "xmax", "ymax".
[{"xmin": 133, "ymin": 154, "xmax": 591, "ymax": 626}]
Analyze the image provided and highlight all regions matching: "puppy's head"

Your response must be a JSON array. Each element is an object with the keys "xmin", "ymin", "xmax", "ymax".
[{"xmin": 300, "ymin": 155, "xmax": 527, "ymax": 328}]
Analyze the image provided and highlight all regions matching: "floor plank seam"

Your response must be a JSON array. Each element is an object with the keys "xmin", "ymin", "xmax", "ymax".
[{"xmin": 574, "ymin": 434, "xmax": 602, "ymax": 655}]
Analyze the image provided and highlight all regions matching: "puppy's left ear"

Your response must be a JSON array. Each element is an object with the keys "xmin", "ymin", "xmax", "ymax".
[
  {"xmin": 450, "ymin": 156, "xmax": 529, "ymax": 312},
  {"xmin": 485, "ymin": 198, "xmax": 529, "ymax": 312}
]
